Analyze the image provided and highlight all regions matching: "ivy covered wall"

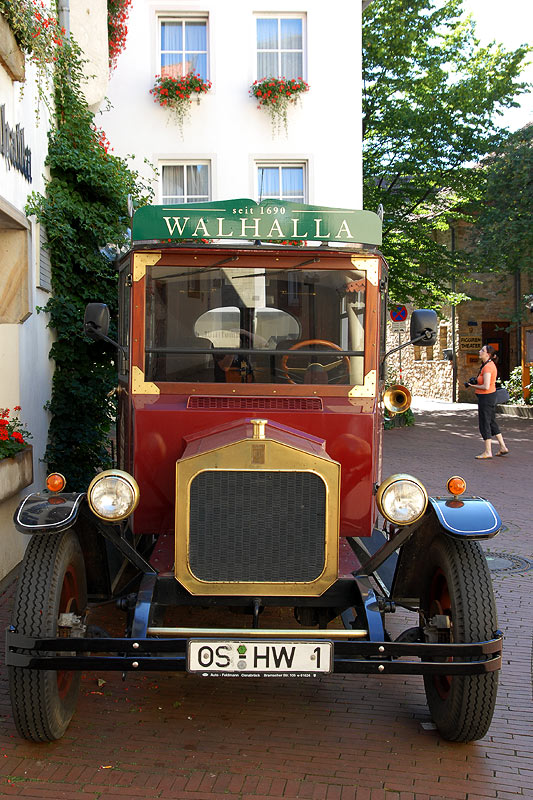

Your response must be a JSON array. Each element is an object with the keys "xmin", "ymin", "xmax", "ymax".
[
  {"xmin": 33, "ymin": 44, "xmax": 152, "ymax": 488},
  {"xmin": 1, "ymin": 0, "xmax": 151, "ymax": 489}
]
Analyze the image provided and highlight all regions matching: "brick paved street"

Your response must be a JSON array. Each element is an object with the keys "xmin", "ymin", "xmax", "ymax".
[{"xmin": 0, "ymin": 401, "xmax": 531, "ymax": 800}]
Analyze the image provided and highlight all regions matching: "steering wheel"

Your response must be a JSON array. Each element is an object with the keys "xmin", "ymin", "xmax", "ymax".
[{"xmin": 281, "ymin": 339, "xmax": 350, "ymax": 384}]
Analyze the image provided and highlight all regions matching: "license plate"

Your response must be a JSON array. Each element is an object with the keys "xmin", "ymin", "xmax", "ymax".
[{"xmin": 187, "ymin": 639, "xmax": 332, "ymax": 676}]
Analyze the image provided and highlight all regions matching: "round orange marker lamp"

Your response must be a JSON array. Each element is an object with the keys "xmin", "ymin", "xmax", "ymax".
[
  {"xmin": 447, "ymin": 476, "xmax": 466, "ymax": 496},
  {"xmin": 46, "ymin": 473, "xmax": 66, "ymax": 493}
]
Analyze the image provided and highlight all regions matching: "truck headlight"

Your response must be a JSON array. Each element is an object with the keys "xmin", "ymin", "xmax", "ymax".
[
  {"xmin": 87, "ymin": 470, "xmax": 140, "ymax": 521},
  {"xmin": 376, "ymin": 474, "xmax": 428, "ymax": 525}
]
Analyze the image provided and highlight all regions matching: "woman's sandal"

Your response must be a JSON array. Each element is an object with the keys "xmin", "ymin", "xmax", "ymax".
[
  {"xmin": 495, "ymin": 450, "xmax": 509, "ymax": 457},
  {"xmin": 475, "ymin": 454, "xmax": 492, "ymax": 459}
]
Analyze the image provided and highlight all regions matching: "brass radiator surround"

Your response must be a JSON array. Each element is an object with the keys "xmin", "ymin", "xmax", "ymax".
[{"xmin": 175, "ymin": 436, "xmax": 340, "ymax": 596}]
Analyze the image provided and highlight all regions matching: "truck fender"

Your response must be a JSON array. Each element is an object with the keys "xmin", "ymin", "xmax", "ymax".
[
  {"xmin": 14, "ymin": 493, "xmax": 86, "ymax": 534},
  {"xmin": 427, "ymin": 496, "xmax": 501, "ymax": 540},
  {"xmin": 389, "ymin": 498, "xmax": 501, "ymax": 604}
]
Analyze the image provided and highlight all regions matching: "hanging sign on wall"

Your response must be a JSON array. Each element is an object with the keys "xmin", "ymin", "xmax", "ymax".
[
  {"xmin": 0, "ymin": 105, "xmax": 32, "ymax": 183},
  {"xmin": 459, "ymin": 336, "xmax": 482, "ymax": 350}
]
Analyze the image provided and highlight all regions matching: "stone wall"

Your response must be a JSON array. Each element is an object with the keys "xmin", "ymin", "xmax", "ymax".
[{"xmin": 385, "ymin": 309, "xmax": 453, "ymax": 400}]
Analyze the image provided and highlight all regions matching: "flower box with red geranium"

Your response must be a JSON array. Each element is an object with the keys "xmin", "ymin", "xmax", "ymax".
[
  {"xmin": 0, "ymin": 407, "xmax": 33, "ymax": 503},
  {"xmin": 250, "ymin": 77, "xmax": 309, "ymax": 137},
  {"xmin": 150, "ymin": 73, "xmax": 212, "ymax": 136},
  {"xmin": 0, "ymin": 0, "xmax": 67, "ymax": 116}
]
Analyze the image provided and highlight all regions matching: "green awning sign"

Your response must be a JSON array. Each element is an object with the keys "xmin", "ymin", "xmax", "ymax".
[{"xmin": 132, "ymin": 199, "xmax": 382, "ymax": 246}]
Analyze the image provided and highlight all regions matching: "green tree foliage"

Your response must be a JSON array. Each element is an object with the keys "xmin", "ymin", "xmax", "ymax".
[
  {"xmin": 26, "ymin": 38, "xmax": 153, "ymax": 489},
  {"xmin": 363, "ymin": 0, "xmax": 530, "ymax": 307},
  {"xmin": 475, "ymin": 125, "xmax": 533, "ymax": 277}
]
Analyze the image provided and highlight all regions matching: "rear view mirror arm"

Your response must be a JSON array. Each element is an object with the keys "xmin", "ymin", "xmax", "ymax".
[
  {"xmin": 382, "ymin": 330, "xmax": 434, "ymax": 362},
  {"xmin": 84, "ymin": 322, "xmax": 127, "ymax": 355}
]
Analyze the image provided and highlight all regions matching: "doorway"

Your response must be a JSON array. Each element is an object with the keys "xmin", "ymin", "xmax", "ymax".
[
  {"xmin": 522, "ymin": 325, "xmax": 533, "ymax": 401},
  {"xmin": 482, "ymin": 321, "xmax": 510, "ymax": 381}
]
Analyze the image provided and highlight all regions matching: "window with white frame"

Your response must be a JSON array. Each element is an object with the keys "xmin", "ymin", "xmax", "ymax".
[
  {"xmin": 161, "ymin": 163, "xmax": 210, "ymax": 204},
  {"xmin": 257, "ymin": 163, "xmax": 306, "ymax": 203},
  {"xmin": 159, "ymin": 18, "xmax": 208, "ymax": 79},
  {"xmin": 256, "ymin": 16, "xmax": 305, "ymax": 80}
]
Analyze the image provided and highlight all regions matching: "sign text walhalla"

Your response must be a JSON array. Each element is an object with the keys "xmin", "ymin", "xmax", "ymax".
[
  {"xmin": 0, "ymin": 105, "xmax": 32, "ymax": 183},
  {"xmin": 132, "ymin": 199, "xmax": 382, "ymax": 246}
]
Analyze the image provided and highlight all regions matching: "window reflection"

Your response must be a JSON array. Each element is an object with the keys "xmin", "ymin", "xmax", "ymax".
[{"xmin": 145, "ymin": 265, "xmax": 365, "ymax": 385}]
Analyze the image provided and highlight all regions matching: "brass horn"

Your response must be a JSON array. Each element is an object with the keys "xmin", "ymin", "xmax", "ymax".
[{"xmin": 383, "ymin": 384, "xmax": 412, "ymax": 415}]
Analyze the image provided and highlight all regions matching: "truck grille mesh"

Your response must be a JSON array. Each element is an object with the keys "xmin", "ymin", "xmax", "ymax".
[{"xmin": 188, "ymin": 471, "xmax": 326, "ymax": 582}]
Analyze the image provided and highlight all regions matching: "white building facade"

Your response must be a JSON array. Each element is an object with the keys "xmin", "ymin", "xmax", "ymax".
[
  {"xmin": 0, "ymin": 13, "xmax": 54, "ymax": 582},
  {"xmin": 101, "ymin": 0, "xmax": 364, "ymax": 210}
]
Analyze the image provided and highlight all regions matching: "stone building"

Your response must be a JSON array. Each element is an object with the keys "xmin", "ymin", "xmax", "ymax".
[{"xmin": 386, "ymin": 222, "xmax": 533, "ymax": 402}]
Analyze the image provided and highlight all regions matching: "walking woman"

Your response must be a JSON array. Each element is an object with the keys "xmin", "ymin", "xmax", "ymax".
[{"xmin": 466, "ymin": 344, "xmax": 509, "ymax": 459}]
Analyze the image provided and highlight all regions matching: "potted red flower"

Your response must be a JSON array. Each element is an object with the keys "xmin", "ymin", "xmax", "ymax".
[
  {"xmin": 250, "ymin": 77, "xmax": 309, "ymax": 136},
  {"xmin": 0, "ymin": 407, "xmax": 33, "ymax": 503},
  {"xmin": 150, "ymin": 72, "xmax": 212, "ymax": 136},
  {"xmin": 108, "ymin": 0, "xmax": 132, "ymax": 71}
]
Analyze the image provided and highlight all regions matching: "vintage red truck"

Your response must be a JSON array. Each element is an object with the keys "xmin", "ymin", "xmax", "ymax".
[{"xmin": 7, "ymin": 200, "xmax": 502, "ymax": 743}]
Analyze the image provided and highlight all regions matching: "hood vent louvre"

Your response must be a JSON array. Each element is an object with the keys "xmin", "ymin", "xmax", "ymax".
[{"xmin": 187, "ymin": 396, "xmax": 322, "ymax": 411}]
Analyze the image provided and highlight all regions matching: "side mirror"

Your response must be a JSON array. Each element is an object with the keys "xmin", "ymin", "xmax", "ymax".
[
  {"xmin": 410, "ymin": 309, "xmax": 438, "ymax": 347},
  {"xmin": 84, "ymin": 303, "xmax": 110, "ymax": 340},
  {"xmin": 83, "ymin": 303, "xmax": 125, "ymax": 355}
]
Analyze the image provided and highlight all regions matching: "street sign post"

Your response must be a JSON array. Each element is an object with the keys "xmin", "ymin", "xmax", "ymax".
[
  {"xmin": 389, "ymin": 307, "xmax": 408, "ymax": 381},
  {"xmin": 391, "ymin": 321, "xmax": 407, "ymax": 333},
  {"xmin": 390, "ymin": 306, "xmax": 407, "ymax": 334},
  {"xmin": 390, "ymin": 305, "xmax": 407, "ymax": 322}
]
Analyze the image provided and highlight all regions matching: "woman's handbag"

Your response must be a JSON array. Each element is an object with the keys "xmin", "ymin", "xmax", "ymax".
[{"xmin": 494, "ymin": 387, "xmax": 510, "ymax": 404}]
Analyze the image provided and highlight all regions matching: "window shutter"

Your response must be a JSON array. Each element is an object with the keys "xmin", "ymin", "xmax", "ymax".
[{"xmin": 38, "ymin": 225, "xmax": 52, "ymax": 292}]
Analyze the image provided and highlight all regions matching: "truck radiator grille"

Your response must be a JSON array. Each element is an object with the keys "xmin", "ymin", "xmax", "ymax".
[{"xmin": 188, "ymin": 471, "xmax": 326, "ymax": 582}]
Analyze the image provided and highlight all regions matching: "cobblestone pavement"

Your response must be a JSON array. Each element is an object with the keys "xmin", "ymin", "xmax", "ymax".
[{"xmin": 0, "ymin": 402, "xmax": 531, "ymax": 800}]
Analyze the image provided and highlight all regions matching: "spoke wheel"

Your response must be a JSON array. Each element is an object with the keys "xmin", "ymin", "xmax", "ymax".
[
  {"xmin": 9, "ymin": 530, "xmax": 87, "ymax": 742},
  {"xmin": 422, "ymin": 533, "xmax": 498, "ymax": 742}
]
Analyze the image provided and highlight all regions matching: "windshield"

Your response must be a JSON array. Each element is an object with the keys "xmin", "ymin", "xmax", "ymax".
[{"xmin": 145, "ymin": 264, "xmax": 366, "ymax": 385}]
